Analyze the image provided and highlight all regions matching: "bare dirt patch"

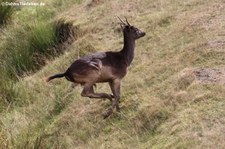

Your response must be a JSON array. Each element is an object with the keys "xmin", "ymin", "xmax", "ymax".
[
  {"xmin": 178, "ymin": 68, "xmax": 225, "ymax": 87},
  {"xmin": 194, "ymin": 68, "xmax": 225, "ymax": 84}
]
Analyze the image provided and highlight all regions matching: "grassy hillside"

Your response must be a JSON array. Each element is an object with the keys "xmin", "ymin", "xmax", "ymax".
[{"xmin": 0, "ymin": 0, "xmax": 225, "ymax": 148}]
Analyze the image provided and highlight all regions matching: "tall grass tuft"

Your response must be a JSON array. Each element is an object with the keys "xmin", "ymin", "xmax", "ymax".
[
  {"xmin": 0, "ymin": 19, "xmax": 78, "ymax": 105},
  {"xmin": 0, "ymin": 0, "xmax": 15, "ymax": 26},
  {"xmin": 0, "ymin": 0, "xmax": 83, "ymax": 106},
  {"xmin": 1, "ymin": 21, "xmax": 56, "ymax": 77},
  {"xmin": 28, "ymin": 21, "xmax": 57, "ymax": 66},
  {"xmin": 2, "ymin": 19, "xmax": 77, "ymax": 76},
  {"xmin": 55, "ymin": 19, "xmax": 76, "ymax": 44}
]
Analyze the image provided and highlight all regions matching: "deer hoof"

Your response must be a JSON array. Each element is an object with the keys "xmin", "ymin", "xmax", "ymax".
[
  {"xmin": 103, "ymin": 108, "xmax": 113, "ymax": 119},
  {"xmin": 116, "ymin": 105, "xmax": 120, "ymax": 112}
]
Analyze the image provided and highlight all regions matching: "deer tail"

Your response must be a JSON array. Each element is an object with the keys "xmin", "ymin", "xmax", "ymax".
[{"xmin": 46, "ymin": 73, "xmax": 65, "ymax": 82}]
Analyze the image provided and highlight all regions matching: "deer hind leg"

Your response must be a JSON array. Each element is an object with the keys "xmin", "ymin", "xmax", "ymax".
[
  {"xmin": 71, "ymin": 83, "xmax": 79, "ymax": 88},
  {"xmin": 103, "ymin": 79, "xmax": 121, "ymax": 119},
  {"xmin": 81, "ymin": 83, "xmax": 113, "ymax": 102}
]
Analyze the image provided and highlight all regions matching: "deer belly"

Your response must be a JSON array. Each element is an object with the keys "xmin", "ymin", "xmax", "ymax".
[{"xmin": 97, "ymin": 66, "xmax": 115, "ymax": 82}]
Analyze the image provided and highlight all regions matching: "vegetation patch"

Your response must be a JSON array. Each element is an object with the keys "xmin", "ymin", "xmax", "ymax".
[
  {"xmin": 1, "ymin": 0, "xmax": 225, "ymax": 148},
  {"xmin": 0, "ymin": 20, "xmax": 80, "ymax": 105},
  {"xmin": 0, "ymin": 0, "xmax": 15, "ymax": 26}
]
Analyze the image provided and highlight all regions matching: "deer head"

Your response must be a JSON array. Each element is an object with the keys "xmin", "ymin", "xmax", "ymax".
[{"xmin": 118, "ymin": 17, "xmax": 146, "ymax": 39}]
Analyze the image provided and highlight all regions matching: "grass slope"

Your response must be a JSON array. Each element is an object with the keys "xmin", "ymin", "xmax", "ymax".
[{"xmin": 1, "ymin": 0, "xmax": 225, "ymax": 148}]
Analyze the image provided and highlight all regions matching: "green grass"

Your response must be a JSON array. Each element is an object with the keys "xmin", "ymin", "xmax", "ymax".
[
  {"xmin": 1, "ymin": 21, "xmax": 55, "ymax": 75},
  {"xmin": 0, "ymin": 21, "xmax": 58, "ymax": 105},
  {"xmin": 0, "ymin": 0, "xmax": 16, "ymax": 26},
  {"xmin": 0, "ymin": 0, "xmax": 225, "ymax": 148},
  {"xmin": 0, "ymin": 1, "xmax": 82, "ymax": 106}
]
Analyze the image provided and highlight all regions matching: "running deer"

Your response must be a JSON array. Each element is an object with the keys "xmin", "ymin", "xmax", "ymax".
[{"xmin": 46, "ymin": 17, "xmax": 145, "ymax": 118}]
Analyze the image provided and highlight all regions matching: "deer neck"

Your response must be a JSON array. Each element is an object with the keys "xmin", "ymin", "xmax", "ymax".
[{"xmin": 121, "ymin": 34, "xmax": 135, "ymax": 66}]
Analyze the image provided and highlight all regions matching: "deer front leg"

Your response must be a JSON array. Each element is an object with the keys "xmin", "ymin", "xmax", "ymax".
[
  {"xmin": 81, "ymin": 83, "xmax": 113, "ymax": 102},
  {"xmin": 103, "ymin": 79, "xmax": 121, "ymax": 118}
]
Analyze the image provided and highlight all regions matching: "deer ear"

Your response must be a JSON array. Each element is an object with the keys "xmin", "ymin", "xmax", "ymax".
[{"xmin": 127, "ymin": 25, "xmax": 132, "ymax": 32}]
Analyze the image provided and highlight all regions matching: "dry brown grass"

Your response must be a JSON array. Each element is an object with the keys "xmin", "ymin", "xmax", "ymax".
[{"xmin": 0, "ymin": 0, "xmax": 225, "ymax": 148}]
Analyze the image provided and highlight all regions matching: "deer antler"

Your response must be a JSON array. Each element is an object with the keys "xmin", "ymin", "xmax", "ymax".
[
  {"xmin": 117, "ymin": 16, "xmax": 126, "ymax": 25},
  {"xmin": 125, "ymin": 17, "xmax": 131, "ymax": 26}
]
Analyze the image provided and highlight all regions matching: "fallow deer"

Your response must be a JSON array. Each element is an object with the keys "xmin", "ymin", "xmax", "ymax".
[{"xmin": 46, "ymin": 17, "xmax": 145, "ymax": 118}]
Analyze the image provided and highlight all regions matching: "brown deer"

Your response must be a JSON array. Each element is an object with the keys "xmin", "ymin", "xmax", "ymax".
[{"xmin": 46, "ymin": 17, "xmax": 145, "ymax": 118}]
